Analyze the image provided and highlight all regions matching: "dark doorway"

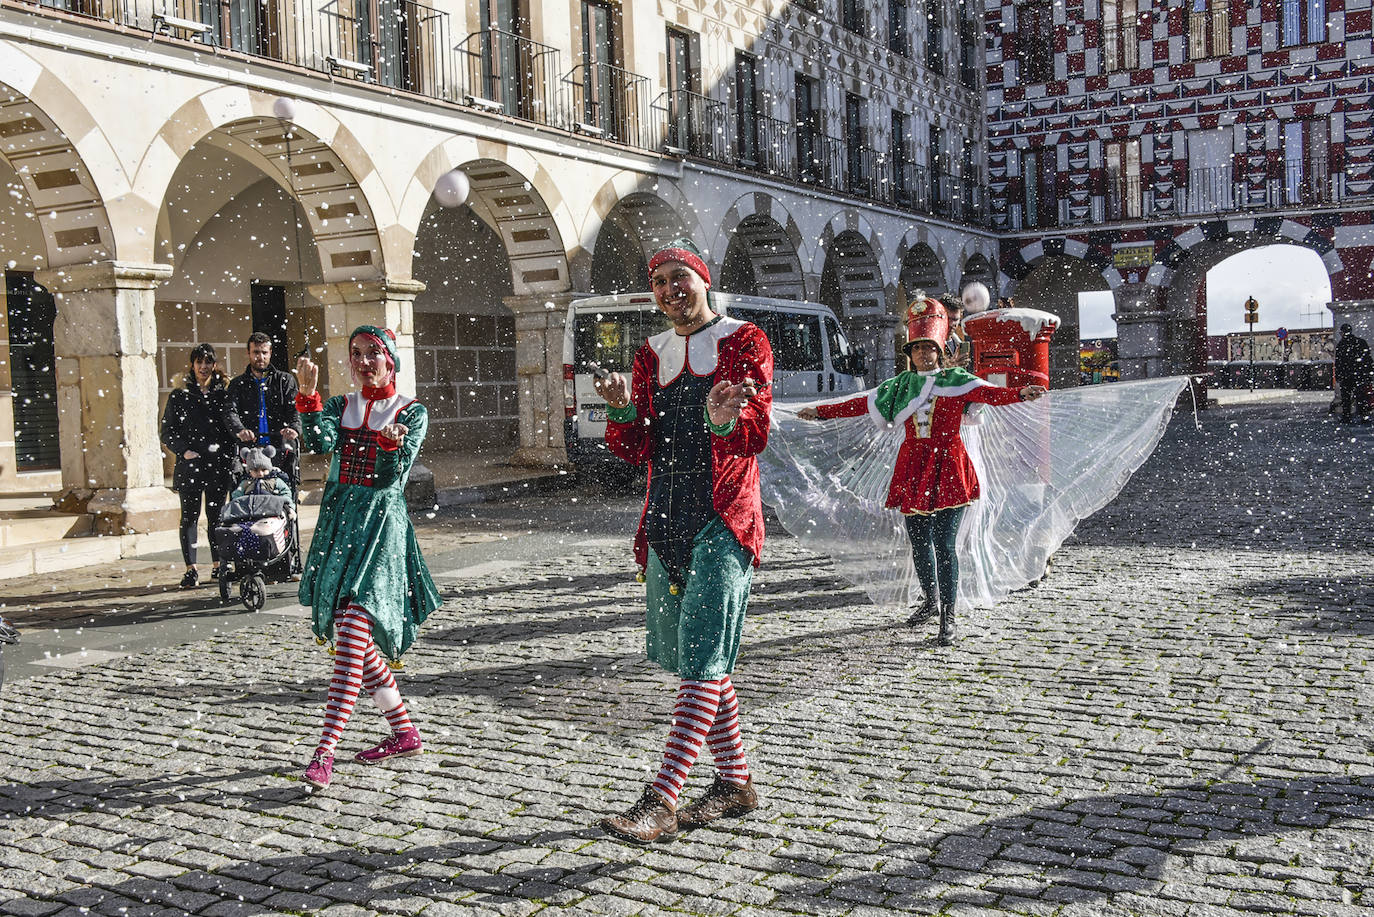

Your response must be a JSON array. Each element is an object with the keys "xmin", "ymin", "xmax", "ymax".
[
  {"xmin": 251, "ymin": 283, "xmax": 289, "ymax": 371},
  {"xmin": 4, "ymin": 271, "xmax": 59, "ymax": 471}
]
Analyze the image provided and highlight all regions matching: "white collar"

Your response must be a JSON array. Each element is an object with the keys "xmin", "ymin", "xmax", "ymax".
[{"xmin": 648, "ymin": 316, "xmax": 745, "ymax": 387}]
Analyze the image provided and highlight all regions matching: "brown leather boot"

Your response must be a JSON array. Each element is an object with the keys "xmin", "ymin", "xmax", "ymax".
[
  {"xmin": 599, "ymin": 787, "xmax": 678, "ymax": 843},
  {"xmin": 677, "ymin": 774, "xmax": 759, "ymax": 829}
]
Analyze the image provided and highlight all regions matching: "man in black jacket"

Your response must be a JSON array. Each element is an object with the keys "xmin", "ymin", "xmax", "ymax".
[
  {"xmin": 1334, "ymin": 323, "xmax": 1373, "ymax": 423},
  {"xmin": 226, "ymin": 332, "xmax": 303, "ymax": 481}
]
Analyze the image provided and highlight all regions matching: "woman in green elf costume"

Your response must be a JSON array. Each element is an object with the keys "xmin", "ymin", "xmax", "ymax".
[{"xmin": 293, "ymin": 326, "xmax": 440, "ymax": 790}]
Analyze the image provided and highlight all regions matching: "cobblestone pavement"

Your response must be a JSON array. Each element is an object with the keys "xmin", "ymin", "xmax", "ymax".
[{"xmin": 0, "ymin": 396, "xmax": 1371, "ymax": 916}]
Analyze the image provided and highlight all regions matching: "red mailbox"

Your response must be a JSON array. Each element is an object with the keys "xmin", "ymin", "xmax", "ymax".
[{"xmin": 963, "ymin": 307, "xmax": 1061, "ymax": 389}]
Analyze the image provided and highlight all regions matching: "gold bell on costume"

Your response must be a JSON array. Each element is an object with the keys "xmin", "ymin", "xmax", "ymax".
[
  {"xmin": 669, "ymin": 583, "xmax": 681, "ymax": 596},
  {"xmin": 635, "ymin": 570, "xmax": 646, "ymax": 584},
  {"xmin": 388, "ymin": 658, "xmax": 405, "ymax": 671}
]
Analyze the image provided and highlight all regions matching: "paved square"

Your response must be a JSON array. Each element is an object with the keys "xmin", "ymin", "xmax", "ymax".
[{"xmin": 0, "ymin": 397, "xmax": 1371, "ymax": 916}]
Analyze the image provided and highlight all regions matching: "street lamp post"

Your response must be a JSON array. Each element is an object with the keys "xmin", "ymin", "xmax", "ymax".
[{"xmin": 1244, "ymin": 295, "xmax": 1259, "ymax": 391}]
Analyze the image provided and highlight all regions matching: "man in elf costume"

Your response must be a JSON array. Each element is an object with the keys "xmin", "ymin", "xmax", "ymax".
[
  {"xmin": 799, "ymin": 298, "xmax": 1045, "ymax": 644},
  {"xmin": 592, "ymin": 244, "xmax": 773, "ymax": 843}
]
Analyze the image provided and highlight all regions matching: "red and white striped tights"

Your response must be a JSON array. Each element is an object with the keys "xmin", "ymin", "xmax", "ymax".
[
  {"xmin": 316, "ymin": 606, "xmax": 414, "ymax": 755},
  {"xmin": 651, "ymin": 676, "xmax": 749, "ymax": 808}
]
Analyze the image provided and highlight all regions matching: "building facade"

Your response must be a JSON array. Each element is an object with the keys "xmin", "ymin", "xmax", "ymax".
[
  {"xmin": 985, "ymin": 0, "xmax": 1374, "ymax": 384},
  {"xmin": 0, "ymin": 0, "xmax": 997, "ymax": 533}
]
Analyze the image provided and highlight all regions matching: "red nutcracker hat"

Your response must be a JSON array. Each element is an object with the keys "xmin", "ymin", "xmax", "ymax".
[{"xmin": 903, "ymin": 297, "xmax": 949, "ymax": 353}]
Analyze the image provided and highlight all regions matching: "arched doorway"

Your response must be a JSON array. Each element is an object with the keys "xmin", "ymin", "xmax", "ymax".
[
  {"xmin": 719, "ymin": 214, "xmax": 805, "ymax": 299},
  {"xmin": 411, "ymin": 200, "xmax": 516, "ymax": 453},
  {"xmin": 0, "ymin": 82, "xmax": 115, "ymax": 492},
  {"xmin": 1009, "ymin": 255, "xmax": 1108, "ymax": 387},
  {"xmin": 898, "ymin": 243, "xmax": 944, "ymax": 297},
  {"xmin": 590, "ymin": 192, "xmax": 693, "ymax": 294},
  {"xmin": 819, "ymin": 230, "xmax": 886, "ymax": 382}
]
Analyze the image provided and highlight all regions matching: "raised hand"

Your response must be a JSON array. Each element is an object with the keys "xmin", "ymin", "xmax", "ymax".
[
  {"xmin": 707, "ymin": 378, "xmax": 759, "ymax": 428},
  {"xmin": 379, "ymin": 422, "xmax": 409, "ymax": 446},
  {"xmin": 296, "ymin": 354, "xmax": 319, "ymax": 398},
  {"xmin": 1020, "ymin": 385, "xmax": 1047, "ymax": 401},
  {"xmin": 593, "ymin": 372, "xmax": 631, "ymax": 410}
]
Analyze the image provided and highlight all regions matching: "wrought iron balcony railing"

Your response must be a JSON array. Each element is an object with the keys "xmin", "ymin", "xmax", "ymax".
[
  {"xmin": 315, "ymin": 0, "xmax": 453, "ymax": 98},
  {"xmin": 651, "ymin": 88, "xmax": 729, "ymax": 160},
  {"xmin": 455, "ymin": 29, "xmax": 561, "ymax": 126},
  {"xmin": 14, "ymin": 0, "xmax": 997, "ymax": 226},
  {"xmin": 561, "ymin": 61, "xmax": 651, "ymax": 149}
]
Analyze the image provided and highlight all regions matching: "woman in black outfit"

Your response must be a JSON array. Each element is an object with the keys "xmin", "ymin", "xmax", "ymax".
[{"xmin": 160, "ymin": 343, "xmax": 234, "ymax": 588}]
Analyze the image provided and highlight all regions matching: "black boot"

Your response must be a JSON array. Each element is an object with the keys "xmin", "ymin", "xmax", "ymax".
[
  {"xmin": 937, "ymin": 602, "xmax": 956, "ymax": 646},
  {"xmin": 905, "ymin": 593, "xmax": 936, "ymax": 626}
]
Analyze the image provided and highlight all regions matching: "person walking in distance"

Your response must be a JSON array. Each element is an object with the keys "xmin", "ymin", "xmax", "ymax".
[
  {"xmin": 293, "ymin": 327, "xmax": 441, "ymax": 790},
  {"xmin": 594, "ymin": 244, "xmax": 773, "ymax": 842},
  {"xmin": 1334, "ymin": 323, "xmax": 1373, "ymax": 423},
  {"xmin": 160, "ymin": 343, "xmax": 235, "ymax": 588}
]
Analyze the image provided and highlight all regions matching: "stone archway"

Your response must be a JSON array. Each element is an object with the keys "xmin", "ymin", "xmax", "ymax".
[
  {"xmin": 0, "ymin": 77, "xmax": 177, "ymax": 530},
  {"xmin": 1012, "ymin": 255, "xmax": 1109, "ymax": 387},
  {"xmin": 589, "ymin": 192, "xmax": 694, "ymax": 293},
  {"xmin": 719, "ymin": 215, "xmax": 806, "ymax": 299},
  {"xmin": 401, "ymin": 147, "xmax": 574, "ymax": 467},
  {"xmin": 818, "ymin": 229, "xmax": 889, "ymax": 383},
  {"xmin": 960, "ymin": 252, "xmax": 997, "ymax": 299},
  {"xmin": 714, "ymin": 194, "xmax": 807, "ymax": 299},
  {"xmin": 898, "ymin": 243, "xmax": 944, "ymax": 296}
]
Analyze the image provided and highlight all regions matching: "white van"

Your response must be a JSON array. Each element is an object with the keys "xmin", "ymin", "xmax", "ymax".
[{"xmin": 562, "ymin": 291, "xmax": 867, "ymax": 463}]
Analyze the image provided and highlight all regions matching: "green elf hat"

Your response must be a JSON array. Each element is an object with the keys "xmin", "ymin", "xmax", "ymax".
[{"xmin": 349, "ymin": 325, "xmax": 400, "ymax": 374}]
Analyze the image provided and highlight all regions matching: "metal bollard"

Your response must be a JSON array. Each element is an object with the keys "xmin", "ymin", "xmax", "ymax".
[{"xmin": 0, "ymin": 616, "xmax": 18, "ymax": 690}]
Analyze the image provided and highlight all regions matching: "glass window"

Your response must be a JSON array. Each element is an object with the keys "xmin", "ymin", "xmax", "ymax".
[
  {"xmin": 1017, "ymin": 0, "xmax": 1053, "ymax": 82},
  {"xmin": 1102, "ymin": 0, "xmax": 1139, "ymax": 73},
  {"xmin": 1187, "ymin": 0, "xmax": 1230, "ymax": 60},
  {"xmin": 1283, "ymin": 0, "xmax": 1325, "ymax": 46},
  {"xmin": 889, "ymin": 0, "xmax": 910, "ymax": 55},
  {"xmin": 573, "ymin": 310, "xmax": 671, "ymax": 374},
  {"xmin": 731, "ymin": 308, "xmax": 823, "ymax": 372}
]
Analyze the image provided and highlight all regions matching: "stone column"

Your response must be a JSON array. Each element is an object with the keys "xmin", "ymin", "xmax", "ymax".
[
  {"xmin": 504, "ymin": 291, "xmax": 579, "ymax": 468},
  {"xmin": 1113, "ymin": 282, "xmax": 1171, "ymax": 380},
  {"xmin": 1328, "ymin": 300, "xmax": 1374, "ymax": 344},
  {"xmin": 308, "ymin": 277, "xmax": 434, "ymax": 506},
  {"xmin": 307, "ymin": 278, "xmax": 424, "ymax": 396},
  {"xmin": 36, "ymin": 261, "xmax": 180, "ymax": 534}
]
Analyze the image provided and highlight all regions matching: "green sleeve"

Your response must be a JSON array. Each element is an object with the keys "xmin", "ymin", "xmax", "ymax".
[
  {"xmin": 302, "ymin": 395, "xmax": 345, "ymax": 454},
  {"xmin": 373, "ymin": 402, "xmax": 428, "ymax": 489},
  {"xmin": 606, "ymin": 402, "xmax": 637, "ymax": 424}
]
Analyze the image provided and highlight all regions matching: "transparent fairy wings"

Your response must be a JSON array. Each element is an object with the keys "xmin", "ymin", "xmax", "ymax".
[{"xmin": 759, "ymin": 376, "xmax": 1190, "ymax": 611}]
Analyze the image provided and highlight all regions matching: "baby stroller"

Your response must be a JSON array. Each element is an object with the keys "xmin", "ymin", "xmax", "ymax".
[{"xmin": 213, "ymin": 446, "xmax": 301, "ymax": 611}]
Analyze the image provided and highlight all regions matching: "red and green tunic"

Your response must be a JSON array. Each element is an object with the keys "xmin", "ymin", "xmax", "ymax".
[
  {"xmin": 295, "ymin": 390, "xmax": 440, "ymax": 661},
  {"xmin": 816, "ymin": 368, "xmax": 1026, "ymax": 514}
]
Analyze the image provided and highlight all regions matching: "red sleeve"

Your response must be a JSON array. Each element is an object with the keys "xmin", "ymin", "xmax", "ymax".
[
  {"xmin": 604, "ymin": 346, "xmax": 655, "ymax": 466},
  {"xmin": 965, "ymin": 384, "xmax": 1026, "ymax": 407},
  {"xmin": 816, "ymin": 395, "xmax": 870, "ymax": 420},
  {"xmin": 296, "ymin": 391, "xmax": 323, "ymax": 413},
  {"xmin": 714, "ymin": 324, "xmax": 773, "ymax": 457}
]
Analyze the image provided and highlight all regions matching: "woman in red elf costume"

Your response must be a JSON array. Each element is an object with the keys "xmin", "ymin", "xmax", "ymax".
[{"xmin": 798, "ymin": 298, "xmax": 1045, "ymax": 645}]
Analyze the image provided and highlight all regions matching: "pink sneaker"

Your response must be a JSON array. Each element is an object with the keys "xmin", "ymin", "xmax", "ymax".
[
  {"xmin": 354, "ymin": 728, "xmax": 423, "ymax": 765},
  {"xmin": 303, "ymin": 751, "xmax": 333, "ymax": 788}
]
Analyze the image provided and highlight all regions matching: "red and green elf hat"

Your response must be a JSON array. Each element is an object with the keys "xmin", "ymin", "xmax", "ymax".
[{"xmin": 349, "ymin": 325, "xmax": 400, "ymax": 374}]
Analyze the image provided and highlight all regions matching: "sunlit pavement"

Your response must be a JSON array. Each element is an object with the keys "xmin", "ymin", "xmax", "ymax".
[{"xmin": 0, "ymin": 394, "xmax": 1371, "ymax": 916}]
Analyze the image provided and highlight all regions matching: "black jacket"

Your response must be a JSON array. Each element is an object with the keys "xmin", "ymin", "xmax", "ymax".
[
  {"xmin": 1335, "ymin": 334, "xmax": 1373, "ymax": 385},
  {"xmin": 225, "ymin": 366, "xmax": 302, "ymax": 451},
  {"xmin": 161, "ymin": 377, "xmax": 234, "ymax": 492}
]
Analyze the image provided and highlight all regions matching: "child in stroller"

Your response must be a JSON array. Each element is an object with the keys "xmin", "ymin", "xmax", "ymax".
[{"xmin": 213, "ymin": 446, "xmax": 301, "ymax": 610}]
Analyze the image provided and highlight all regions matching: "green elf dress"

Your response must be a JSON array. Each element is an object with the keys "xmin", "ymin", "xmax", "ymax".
[{"xmin": 295, "ymin": 330, "xmax": 440, "ymax": 663}]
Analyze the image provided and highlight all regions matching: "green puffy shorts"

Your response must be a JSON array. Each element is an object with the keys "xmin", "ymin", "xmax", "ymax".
[{"xmin": 644, "ymin": 517, "xmax": 754, "ymax": 680}]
